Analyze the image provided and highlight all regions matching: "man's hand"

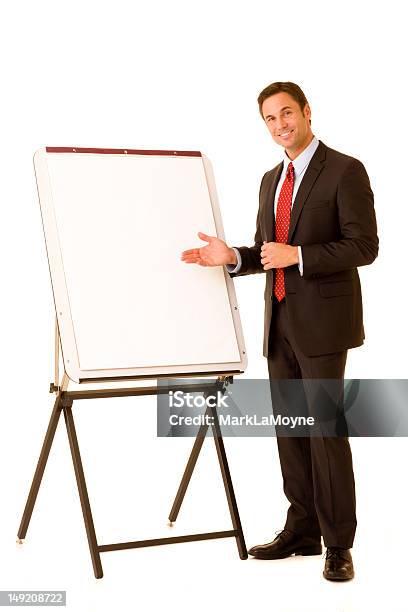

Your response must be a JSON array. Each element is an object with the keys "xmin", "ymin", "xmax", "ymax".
[
  {"xmin": 261, "ymin": 242, "xmax": 299, "ymax": 270},
  {"xmin": 181, "ymin": 232, "xmax": 237, "ymax": 267}
]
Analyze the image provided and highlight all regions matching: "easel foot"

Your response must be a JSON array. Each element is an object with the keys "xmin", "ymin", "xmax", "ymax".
[{"xmin": 16, "ymin": 538, "xmax": 24, "ymax": 545}]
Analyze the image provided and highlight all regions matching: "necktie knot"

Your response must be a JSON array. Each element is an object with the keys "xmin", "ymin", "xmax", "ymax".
[{"xmin": 286, "ymin": 162, "xmax": 294, "ymax": 180}]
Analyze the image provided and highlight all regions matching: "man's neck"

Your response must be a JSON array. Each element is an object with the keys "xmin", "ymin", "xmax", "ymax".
[{"xmin": 285, "ymin": 133, "xmax": 315, "ymax": 161}]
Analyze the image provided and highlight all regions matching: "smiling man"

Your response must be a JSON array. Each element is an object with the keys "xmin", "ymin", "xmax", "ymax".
[{"xmin": 181, "ymin": 81, "xmax": 378, "ymax": 581}]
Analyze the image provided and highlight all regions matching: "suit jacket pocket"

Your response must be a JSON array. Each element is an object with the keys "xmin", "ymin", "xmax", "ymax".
[
  {"xmin": 319, "ymin": 280, "xmax": 354, "ymax": 298},
  {"xmin": 304, "ymin": 199, "xmax": 330, "ymax": 210}
]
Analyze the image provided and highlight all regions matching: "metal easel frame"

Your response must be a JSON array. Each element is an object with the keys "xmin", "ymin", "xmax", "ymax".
[{"xmin": 17, "ymin": 318, "xmax": 247, "ymax": 578}]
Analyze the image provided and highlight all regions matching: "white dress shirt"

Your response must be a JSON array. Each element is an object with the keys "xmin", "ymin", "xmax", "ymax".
[{"xmin": 228, "ymin": 136, "xmax": 320, "ymax": 276}]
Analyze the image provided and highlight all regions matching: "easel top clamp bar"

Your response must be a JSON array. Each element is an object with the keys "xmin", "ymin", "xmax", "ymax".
[{"xmin": 45, "ymin": 147, "xmax": 202, "ymax": 157}]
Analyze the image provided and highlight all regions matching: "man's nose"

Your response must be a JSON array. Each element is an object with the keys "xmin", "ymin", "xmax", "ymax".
[{"xmin": 276, "ymin": 118, "xmax": 288, "ymax": 131}]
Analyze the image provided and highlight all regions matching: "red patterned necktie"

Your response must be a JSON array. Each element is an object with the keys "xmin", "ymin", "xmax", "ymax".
[{"xmin": 274, "ymin": 162, "xmax": 294, "ymax": 302}]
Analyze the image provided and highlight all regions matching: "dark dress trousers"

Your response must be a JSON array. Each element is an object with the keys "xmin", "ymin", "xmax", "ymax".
[{"xmin": 231, "ymin": 141, "xmax": 379, "ymax": 548}]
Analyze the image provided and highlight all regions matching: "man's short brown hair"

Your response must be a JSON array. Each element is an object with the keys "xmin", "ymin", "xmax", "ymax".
[{"xmin": 257, "ymin": 82, "xmax": 309, "ymax": 119}]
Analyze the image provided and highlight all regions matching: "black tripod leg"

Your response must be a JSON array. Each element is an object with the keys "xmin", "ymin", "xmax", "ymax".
[
  {"xmin": 168, "ymin": 415, "xmax": 210, "ymax": 523},
  {"xmin": 210, "ymin": 404, "xmax": 248, "ymax": 559},
  {"xmin": 17, "ymin": 393, "xmax": 63, "ymax": 540},
  {"xmin": 63, "ymin": 402, "xmax": 103, "ymax": 579}
]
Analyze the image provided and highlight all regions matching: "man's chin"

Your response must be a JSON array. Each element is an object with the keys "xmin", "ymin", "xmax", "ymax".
[{"xmin": 275, "ymin": 135, "xmax": 296, "ymax": 149}]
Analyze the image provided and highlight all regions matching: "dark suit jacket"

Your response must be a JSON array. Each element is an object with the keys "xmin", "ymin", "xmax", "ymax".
[{"xmin": 231, "ymin": 141, "xmax": 379, "ymax": 357}]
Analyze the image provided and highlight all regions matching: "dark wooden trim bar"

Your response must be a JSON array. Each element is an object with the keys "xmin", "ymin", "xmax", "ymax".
[{"xmin": 46, "ymin": 146, "xmax": 202, "ymax": 157}]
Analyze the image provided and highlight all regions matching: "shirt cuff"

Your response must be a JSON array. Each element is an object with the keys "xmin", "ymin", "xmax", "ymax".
[
  {"xmin": 297, "ymin": 246, "xmax": 303, "ymax": 276},
  {"xmin": 226, "ymin": 247, "xmax": 242, "ymax": 273}
]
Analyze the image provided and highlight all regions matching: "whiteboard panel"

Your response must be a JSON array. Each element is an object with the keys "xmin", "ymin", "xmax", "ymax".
[{"xmin": 34, "ymin": 148, "xmax": 246, "ymax": 382}]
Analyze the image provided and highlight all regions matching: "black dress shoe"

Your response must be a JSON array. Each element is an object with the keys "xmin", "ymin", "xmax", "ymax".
[
  {"xmin": 248, "ymin": 529, "xmax": 322, "ymax": 560},
  {"xmin": 323, "ymin": 547, "xmax": 354, "ymax": 581}
]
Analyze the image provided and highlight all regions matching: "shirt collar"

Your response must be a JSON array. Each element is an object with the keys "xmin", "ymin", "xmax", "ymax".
[{"xmin": 282, "ymin": 136, "xmax": 319, "ymax": 176}]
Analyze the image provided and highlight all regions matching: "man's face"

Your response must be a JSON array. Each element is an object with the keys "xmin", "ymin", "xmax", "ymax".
[{"xmin": 261, "ymin": 92, "xmax": 312, "ymax": 159}]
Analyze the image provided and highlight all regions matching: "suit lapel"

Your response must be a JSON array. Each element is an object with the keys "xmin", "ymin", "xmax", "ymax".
[
  {"xmin": 264, "ymin": 163, "xmax": 283, "ymax": 242},
  {"xmin": 287, "ymin": 141, "xmax": 327, "ymax": 243}
]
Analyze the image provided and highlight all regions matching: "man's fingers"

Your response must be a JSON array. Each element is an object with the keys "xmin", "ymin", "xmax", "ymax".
[
  {"xmin": 181, "ymin": 239, "xmax": 218, "ymax": 266},
  {"xmin": 181, "ymin": 251, "xmax": 201, "ymax": 262},
  {"xmin": 198, "ymin": 231, "xmax": 213, "ymax": 243},
  {"xmin": 181, "ymin": 248, "xmax": 199, "ymax": 257},
  {"xmin": 181, "ymin": 250, "xmax": 208, "ymax": 265},
  {"xmin": 261, "ymin": 241, "xmax": 276, "ymax": 251},
  {"xmin": 184, "ymin": 257, "xmax": 205, "ymax": 265}
]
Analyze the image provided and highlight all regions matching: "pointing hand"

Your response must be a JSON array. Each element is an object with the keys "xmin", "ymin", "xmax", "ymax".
[{"xmin": 181, "ymin": 232, "xmax": 237, "ymax": 267}]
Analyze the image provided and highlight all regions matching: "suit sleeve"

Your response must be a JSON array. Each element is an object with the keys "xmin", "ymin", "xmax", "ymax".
[
  {"xmin": 301, "ymin": 158, "xmax": 379, "ymax": 278},
  {"xmin": 229, "ymin": 173, "xmax": 268, "ymax": 277}
]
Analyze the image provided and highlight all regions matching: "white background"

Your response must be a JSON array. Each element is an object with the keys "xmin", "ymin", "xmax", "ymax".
[{"xmin": 1, "ymin": 1, "xmax": 407, "ymax": 611}]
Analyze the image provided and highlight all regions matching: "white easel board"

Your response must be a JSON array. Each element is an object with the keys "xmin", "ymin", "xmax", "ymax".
[{"xmin": 34, "ymin": 147, "xmax": 247, "ymax": 383}]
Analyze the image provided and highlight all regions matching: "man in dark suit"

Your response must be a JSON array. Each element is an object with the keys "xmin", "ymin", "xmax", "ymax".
[{"xmin": 181, "ymin": 82, "xmax": 378, "ymax": 581}]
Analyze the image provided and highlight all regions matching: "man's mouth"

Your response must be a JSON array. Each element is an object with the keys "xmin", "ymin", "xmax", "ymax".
[{"xmin": 279, "ymin": 129, "xmax": 294, "ymax": 138}]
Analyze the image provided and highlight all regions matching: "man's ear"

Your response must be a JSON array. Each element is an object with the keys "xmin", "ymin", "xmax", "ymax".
[{"xmin": 304, "ymin": 103, "xmax": 312, "ymax": 124}]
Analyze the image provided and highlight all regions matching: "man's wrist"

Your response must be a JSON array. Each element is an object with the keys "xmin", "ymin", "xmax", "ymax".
[
  {"xmin": 292, "ymin": 245, "xmax": 299, "ymax": 265},
  {"xmin": 228, "ymin": 247, "xmax": 238, "ymax": 266}
]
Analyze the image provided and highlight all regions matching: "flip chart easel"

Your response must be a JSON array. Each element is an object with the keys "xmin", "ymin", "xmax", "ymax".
[{"xmin": 17, "ymin": 147, "xmax": 248, "ymax": 578}]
